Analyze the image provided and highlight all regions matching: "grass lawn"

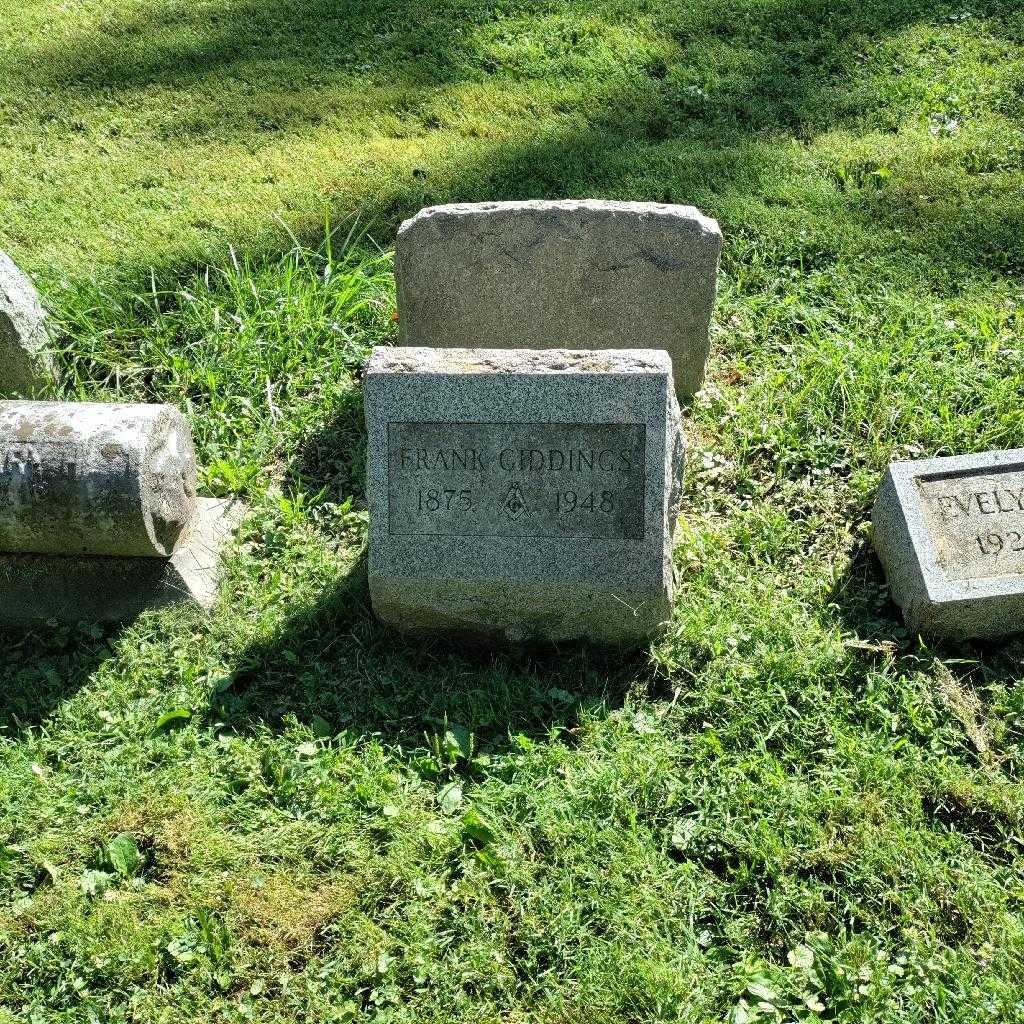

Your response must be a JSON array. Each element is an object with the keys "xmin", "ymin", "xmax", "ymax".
[{"xmin": 2, "ymin": 0, "xmax": 1024, "ymax": 1020}]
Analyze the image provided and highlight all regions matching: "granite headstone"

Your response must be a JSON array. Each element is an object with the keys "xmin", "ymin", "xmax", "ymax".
[
  {"xmin": 364, "ymin": 347, "xmax": 686, "ymax": 645},
  {"xmin": 873, "ymin": 449, "xmax": 1024, "ymax": 640},
  {"xmin": 394, "ymin": 200, "xmax": 722, "ymax": 398}
]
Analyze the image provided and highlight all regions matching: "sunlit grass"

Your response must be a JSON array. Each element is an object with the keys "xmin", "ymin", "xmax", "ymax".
[{"xmin": 1, "ymin": 0, "xmax": 1024, "ymax": 1020}]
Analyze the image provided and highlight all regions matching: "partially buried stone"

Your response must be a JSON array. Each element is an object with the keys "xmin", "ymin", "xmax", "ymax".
[
  {"xmin": 0, "ymin": 251, "xmax": 52, "ymax": 397},
  {"xmin": 872, "ymin": 449, "xmax": 1024, "ymax": 640},
  {"xmin": 364, "ymin": 347, "xmax": 687, "ymax": 645},
  {"xmin": 0, "ymin": 400, "xmax": 197, "ymax": 558},
  {"xmin": 394, "ymin": 200, "xmax": 723, "ymax": 398}
]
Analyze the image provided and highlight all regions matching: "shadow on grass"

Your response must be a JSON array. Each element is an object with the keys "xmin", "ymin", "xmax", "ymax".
[
  {"xmin": 830, "ymin": 537, "xmax": 1024, "ymax": 659},
  {"xmin": 0, "ymin": 626, "xmax": 117, "ymax": 734},
  {"xmin": 22, "ymin": 0, "xmax": 1024, "ymax": 291},
  {"xmin": 213, "ymin": 549, "xmax": 646, "ymax": 753},
  {"xmin": 827, "ymin": 537, "xmax": 908, "ymax": 644},
  {"xmin": 35, "ymin": 0, "xmax": 488, "ymax": 95},
  {"xmin": 284, "ymin": 382, "xmax": 370, "ymax": 501},
  {"xmin": 826, "ymin": 537, "xmax": 1024, "ymax": 759},
  {"xmin": 34, "ymin": 0, "xmax": 1015, "ymax": 132}
]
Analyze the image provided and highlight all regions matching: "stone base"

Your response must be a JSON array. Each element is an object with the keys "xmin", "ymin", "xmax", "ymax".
[
  {"xmin": 370, "ymin": 576, "xmax": 673, "ymax": 647},
  {"xmin": 0, "ymin": 498, "xmax": 241, "ymax": 625}
]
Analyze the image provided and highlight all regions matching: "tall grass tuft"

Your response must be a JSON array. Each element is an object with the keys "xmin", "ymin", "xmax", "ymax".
[{"xmin": 49, "ymin": 219, "xmax": 396, "ymax": 495}]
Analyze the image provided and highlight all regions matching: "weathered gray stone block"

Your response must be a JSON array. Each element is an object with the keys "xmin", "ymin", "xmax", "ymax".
[
  {"xmin": 0, "ymin": 251, "xmax": 52, "ymax": 397},
  {"xmin": 0, "ymin": 400, "xmax": 197, "ymax": 558},
  {"xmin": 0, "ymin": 497, "xmax": 240, "ymax": 624},
  {"xmin": 872, "ymin": 449, "xmax": 1024, "ymax": 640},
  {"xmin": 364, "ymin": 347, "xmax": 686, "ymax": 645},
  {"xmin": 395, "ymin": 200, "xmax": 722, "ymax": 398},
  {"xmin": 0, "ymin": 400, "xmax": 239, "ymax": 625}
]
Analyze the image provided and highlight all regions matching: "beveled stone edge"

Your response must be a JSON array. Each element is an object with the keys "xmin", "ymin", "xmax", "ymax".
[{"xmin": 872, "ymin": 450, "xmax": 1024, "ymax": 639}]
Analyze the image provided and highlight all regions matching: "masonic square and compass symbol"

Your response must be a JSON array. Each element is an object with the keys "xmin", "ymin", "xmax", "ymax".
[{"xmin": 500, "ymin": 481, "xmax": 527, "ymax": 520}]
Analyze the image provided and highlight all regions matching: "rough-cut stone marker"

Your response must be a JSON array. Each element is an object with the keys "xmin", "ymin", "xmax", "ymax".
[
  {"xmin": 364, "ymin": 347, "xmax": 686, "ymax": 645},
  {"xmin": 394, "ymin": 200, "xmax": 723, "ymax": 399},
  {"xmin": 873, "ymin": 449, "xmax": 1024, "ymax": 640},
  {"xmin": 0, "ymin": 401, "xmax": 197, "ymax": 558},
  {"xmin": 0, "ymin": 251, "xmax": 52, "ymax": 397}
]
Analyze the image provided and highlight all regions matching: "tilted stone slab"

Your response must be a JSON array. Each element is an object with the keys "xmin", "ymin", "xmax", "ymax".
[
  {"xmin": 394, "ymin": 200, "xmax": 722, "ymax": 398},
  {"xmin": 364, "ymin": 347, "xmax": 686, "ymax": 645},
  {"xmin": 0, "ymin": 498, "xmax": 240, "ymax": 624},
  {"xmin": 872, "ymin": 449, "xmax": 1024, "ymax": 640},
  {"xmin": 0, "ymin": 251, "xmax": 53, "ymax": 397}
]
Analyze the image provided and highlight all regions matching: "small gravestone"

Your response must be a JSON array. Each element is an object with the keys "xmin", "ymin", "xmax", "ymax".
[
  {"xmin": 364, "ymin": 347, "xmax": 686, "ymax": 645},
  {"xmin": 394, "ymin": 200, "xmax": 722, "ymax": 398},
  {"xmin": 0, "ymin": 400, "xmax": 239, "ymax": 623},
  {"xmin": 872, "ymin": 449, "xmax": 1024, "ymax": 640},
  {"xmin": 0, "ymin": 251, "xmax": 52, "ymax": 397}
]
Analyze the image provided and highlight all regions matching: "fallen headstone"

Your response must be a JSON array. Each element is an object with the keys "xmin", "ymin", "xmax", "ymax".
[
  {"xmin": 394, "ymin": 200, "xmax": 722, "ymax": 398},
  {"xmin": 872, "ymin": 449, "xmax": 1024, "ymax": 640},
  {"xmin": 364, "ymin": 347, "xmax": 686, "ymax": 645},
  {"xmin": 0, "ymin": 251, "xmax": 53, "ymax": 397},
  {"xmin": 0, "ymin": 400, "xmax": 239, "ymax": 623}
]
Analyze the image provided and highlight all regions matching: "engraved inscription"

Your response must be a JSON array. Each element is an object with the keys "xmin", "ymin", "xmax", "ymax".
[
  {"xmin": 0, "ymin": 441, "xmax": 131, "ymax": 507},
  {"xmin": 0, "ymin": 441, "xmax": 84, "ymax": 507},
  {"xmin": 501, "ymin": 482, "xmax": 527, "ymax": 520},
  {"xmin": 917, "ymin": 466, "xmax": 1024, "ymax": 580},
  {"xmin": 388, "ymin": 422, "xmax": 646, "ymax": 539}
]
